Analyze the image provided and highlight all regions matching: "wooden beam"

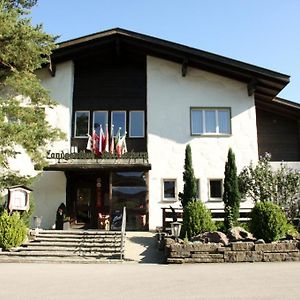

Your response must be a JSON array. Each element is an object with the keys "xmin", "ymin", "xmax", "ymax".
[
  {"xmin": 247, "ymin": 78, "xmax": 257, "ymax": 96},
  {"xmin": 182, "ymin": 58, "xmax": 188, "ymax": 77}
]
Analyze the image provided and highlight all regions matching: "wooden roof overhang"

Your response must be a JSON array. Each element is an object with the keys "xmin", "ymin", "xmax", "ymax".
[
  {"xmin": 256, "ymin": 97, "xmax": 300, "ymax": 120},
  {"xmin": 51, "ymin": 28, "xmax": 290, "ymax": 102}
]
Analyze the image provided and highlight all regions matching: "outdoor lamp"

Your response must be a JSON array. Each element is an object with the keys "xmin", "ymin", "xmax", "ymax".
[{"xmin": 171, "ymin": 221, "xmax": 182, "ymax": 242}]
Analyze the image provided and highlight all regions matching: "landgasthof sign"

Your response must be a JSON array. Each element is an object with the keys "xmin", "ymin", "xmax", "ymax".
[{"xmin": 47, "ymin": 150, "xmax": 148, "ymax": 161}]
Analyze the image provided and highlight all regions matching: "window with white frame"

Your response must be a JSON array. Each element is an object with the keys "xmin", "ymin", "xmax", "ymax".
[
  {"xmin": 111, "ymin": 111, "xmax": 126, "ymax": 136},
  {"xmin": 93, "ymin": 111, "xmax": 108, "ymax": 135},
  {"xmin": 163, "ymin": 179, "xmax": 176, "ymax": 200},
  {"xmin": 129, "ymin": 111, "xmax": 145, "ymax": 138},
  {"xmin": 191, "ymin": 108, "xmax": 231, "ymax": 135},
  {"xmin": 74, "ymin": 111, "xmax": 90, "ymax": 137},
  {"xmin": 208, "ymin": 179, "xmax": 223, "ymax": 200}
]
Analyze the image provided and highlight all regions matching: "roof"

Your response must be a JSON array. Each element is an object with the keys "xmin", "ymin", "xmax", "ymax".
[
  {"xmin": 52, "ymin": 28, "xmax": 290, "ymax": 102},
  {"xmin": 256, "ymin": 97, "xmax": 300, "ymax": 118},
  {"xmin": 8, "ymin": 185, "xmax": 33, "ymax": 192}
]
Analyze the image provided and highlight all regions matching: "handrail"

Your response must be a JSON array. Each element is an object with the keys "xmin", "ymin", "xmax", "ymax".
[{"xmin": 120, "ymin": 206, "xmax": 126, "ymax": 260}]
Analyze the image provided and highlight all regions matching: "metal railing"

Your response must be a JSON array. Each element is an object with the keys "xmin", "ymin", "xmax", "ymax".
[{"xmin": 120, "ymin": 206, "xmax": 126, "ymax": 260}]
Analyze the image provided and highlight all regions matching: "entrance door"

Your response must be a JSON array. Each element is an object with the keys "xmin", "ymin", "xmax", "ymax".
[
  {"xmin": 67, "ymin": 172, "xmax": 109, "ymax": 229},
  {"xmin": 76, "ymin": 186, "xmax": 92, "ymax": 224}
]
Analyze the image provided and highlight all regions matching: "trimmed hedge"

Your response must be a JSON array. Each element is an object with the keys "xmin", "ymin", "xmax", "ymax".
[
  {"xmin": 250, "ymin": 202, "xmax": 287, "ymax": 242},
  {"xmin": 182, "ymin": 200, "xmax": 216, "ymax": 240}
]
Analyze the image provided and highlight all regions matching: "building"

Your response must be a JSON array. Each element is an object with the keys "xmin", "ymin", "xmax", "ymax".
[{"xmin": 14, "ymin": 28, "xmax": 300, "ymax": 230}]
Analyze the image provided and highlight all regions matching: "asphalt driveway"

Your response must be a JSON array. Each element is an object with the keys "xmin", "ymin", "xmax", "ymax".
[{"xmin": 1, "ymin": 262, "xmax": 299, "ymax": 299}]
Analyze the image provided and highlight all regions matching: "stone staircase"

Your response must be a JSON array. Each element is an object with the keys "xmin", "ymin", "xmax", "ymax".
[{"xmin": 0, "ymin": 230, "xmax": 125, "ymax": 263}]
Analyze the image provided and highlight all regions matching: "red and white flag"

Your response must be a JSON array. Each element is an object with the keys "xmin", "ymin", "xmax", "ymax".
[
  {"xmin": 116, "ymin": 129, "xmax": 127, "ymax": 158},
  {"xmin": 92, "ymin": 130, "xmax": 100, "ymax": 156}
]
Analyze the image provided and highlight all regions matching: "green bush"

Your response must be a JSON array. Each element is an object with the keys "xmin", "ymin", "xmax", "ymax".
[
  {"xmin": 181, "ymin": 200, "xmax": 216, "ymax": 240},
  {"xmin": 0, "ymin": 210, "xmax": 27, "ymax": 250},
  {"xmin": 250, "ymin": 202, "xmax": 287, "ymax": 242}
]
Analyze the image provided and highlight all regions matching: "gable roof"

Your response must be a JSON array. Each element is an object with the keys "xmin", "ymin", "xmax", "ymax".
[{"xmin": 52, "ymin": 27, "xmax": 290, "ymax": 102}]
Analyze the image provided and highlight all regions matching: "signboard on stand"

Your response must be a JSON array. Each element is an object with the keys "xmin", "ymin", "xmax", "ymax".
[{"xmin": 8, "ymin": 185, "xmax": 32, "ymax": 212}]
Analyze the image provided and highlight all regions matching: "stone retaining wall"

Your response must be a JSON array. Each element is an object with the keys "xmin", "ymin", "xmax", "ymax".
[{"xmin": 165, "ymin": 238, "xmax": 300, "ymax": 263}]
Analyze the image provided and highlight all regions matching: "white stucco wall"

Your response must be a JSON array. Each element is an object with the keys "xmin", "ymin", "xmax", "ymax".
[
  {"xmin": 31, "ymin": 61, "xmax": 74, "ymax": 228},
  {"xmin": 147, "ymin": 56, "xmax": 258, "ymax": 230},
  {"xmin": 31, "ymin": 171, "xmax": 67, "ymax": 229}
]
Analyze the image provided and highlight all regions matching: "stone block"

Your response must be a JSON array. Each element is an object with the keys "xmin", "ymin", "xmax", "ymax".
[
  {"xmin": 185, "ymin": 256, "xmax": 224, "ymax": 263},
  {"xmin": 231, "ymin": 242, "xmax": 254, "ymax": 251},
  {"xmin": 286, "ymin": 252, "xmax": 300, "ymax": 261},
  {"xmin": 192, "ymin": 243, "xmax": 219, "ymax": 252},
  {"xmin": 167, "ymin": 258, "xmax": 184, "ymax": 264},
  {"xmin": 255, "ymin": 242, "xmax": 298, "ymax": 252},
  {"xmin": 225, "ymin": 251, "xmax": 263, "ymax": 263},
  {"xmin": 263, "ymin": 253, "xmax": 287, "ymax": 262},
  {"xmin": 191, "ymin": 253, "xmax": 223, "ymax": 259}
]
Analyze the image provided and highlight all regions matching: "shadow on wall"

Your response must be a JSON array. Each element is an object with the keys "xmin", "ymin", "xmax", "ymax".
[{"xmin": 31, "ymin": 171, "xmax": 67, "ymax": 229}]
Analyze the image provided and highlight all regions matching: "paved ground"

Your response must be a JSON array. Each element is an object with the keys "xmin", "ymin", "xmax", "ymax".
[{"xmin": 1, "ymin": 262, "xmax": 299, "ymax": 300}]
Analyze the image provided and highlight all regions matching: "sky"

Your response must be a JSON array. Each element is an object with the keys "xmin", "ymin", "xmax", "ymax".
[{"xmin": 30, "ymin": 0, "xmax": 300, "ymax": 103}]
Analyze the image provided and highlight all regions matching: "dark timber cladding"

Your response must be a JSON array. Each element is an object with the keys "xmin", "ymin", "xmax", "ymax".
[
  {"xmin": 72, "ymin": 42, "xmax": 147, "ymax": 152},
  {"xmin": 256, "ymin": 102, "xmax": 300, "ymax": 161}
]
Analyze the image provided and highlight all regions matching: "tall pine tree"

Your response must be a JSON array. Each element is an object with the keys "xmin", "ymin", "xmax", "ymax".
[
  {"xmin": 0, "ymin": 0, "xmax": 64, "ymax": 189},
  {"xmin": 223, "ymin": 148, "xmax": 241, "ymax": 231},
  {"xmin": 179, "ymin": 144, "xmax": 197, "ymax": 207}
]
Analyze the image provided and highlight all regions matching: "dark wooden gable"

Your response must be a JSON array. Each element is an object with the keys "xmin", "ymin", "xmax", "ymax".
[{"xmin": 72, "ymin": 42, "xmax": 147, "ymax": 152}]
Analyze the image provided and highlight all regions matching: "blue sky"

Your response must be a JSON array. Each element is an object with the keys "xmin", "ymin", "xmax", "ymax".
[{"xmin": 31, "ymin": 0, "xmax": 300, "ymax": 103}]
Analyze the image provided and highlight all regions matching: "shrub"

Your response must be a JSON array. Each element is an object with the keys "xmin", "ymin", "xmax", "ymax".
[
  {"xmin": 223, "ymin": 148, "xmax": 241, "ymax": 231},
  {"xmin": 179, "ymin": 144, "xmax": 197, "ymax": 208},
  {"xmin": 0, "ymin": 210, "xmax": 27, "ymax": 250},
  {"xmin": 250, "ymin": 202, "xmax": 287, "ymax": 242},
  {"xmin": 181, "ymin": 200, "xmax": 216, "ymax": 240}
]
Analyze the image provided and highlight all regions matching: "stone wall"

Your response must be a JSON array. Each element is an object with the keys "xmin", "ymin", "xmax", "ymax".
[{"xmin": 165, "ymin": 238, "xmax": 300, "ymax": 263}]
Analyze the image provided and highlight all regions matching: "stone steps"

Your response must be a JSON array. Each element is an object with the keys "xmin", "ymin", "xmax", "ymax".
[{"xmin": 0, "ymin": 229, "xmax": 125, "ymax": 263}]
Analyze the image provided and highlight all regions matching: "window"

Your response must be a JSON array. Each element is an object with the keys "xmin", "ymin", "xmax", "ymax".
[
  {"xmin": 93, "ymin": 111, "xmax": 108, "ymax": 135},
  {"xmin": 191, "ymin": 108, "xmax": 231, "ymax": 135},
  {"xmin": 209, "ymin": 179, "xmax": 223, "ymax": 200},
  {"xmin": 129, "ymin": 111, "xmax": 145, "ymax": 138},
  {"xmin": 163, "ymin": 179, "xmax": 176, "ymax": 200},
  {"xmin": 111, "ymin": 111, "xmax": 126, "ymax": 136},
  {"xmin": 74, "ymin": 111, "xmax": 90, "ymax": 137}
]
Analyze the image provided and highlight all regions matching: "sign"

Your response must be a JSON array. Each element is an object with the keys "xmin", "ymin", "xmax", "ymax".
[
  {"xmin": 47, "ymin": 150, "xmax": 148, "ymax": 161},
  {"xmin": 8, "ymin": 186, "xmax": 32, "ymax": 212}
]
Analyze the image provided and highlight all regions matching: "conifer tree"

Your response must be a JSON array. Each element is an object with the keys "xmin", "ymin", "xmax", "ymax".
[
  {"xmin": 223, "ymin": 148, "xmax": 241, "ymax": 231},
  {"xmin": 179, "ymin": 144, "xmax": 197, "ymax": 207},
  {"xmin": 0, "ymin": 0, "xmax": 64, "ymax": 189}
]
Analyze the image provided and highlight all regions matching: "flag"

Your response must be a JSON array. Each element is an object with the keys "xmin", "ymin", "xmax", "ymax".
[
  {"xmin": 99, "ymin": 125, "xmax": 104, "ymax": 154},
  {"xmin": 86, "ymin": 134, "xmax": 92, "ymax": 151},
  {"xmin": 104, "ymin": 124, "xmax": 109, "ymax": 152},
  {"xmin": 110, "ymin": 124, "xmax": 115, "ymax": 154},
  {"xmin": 121, "ymin": 132, "xmax": 127, "ymax": 155},
  {"xmin": 92, "ymin": 130, "xmax": 100, "ymax": 156},
  {"xmin": 115, "ymin": 128, "xmax": 123, "ymax": 158}
]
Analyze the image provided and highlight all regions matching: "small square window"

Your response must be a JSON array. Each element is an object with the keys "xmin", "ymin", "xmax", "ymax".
[
  {"xmin": 209, "ymin": 179, "xmax": 223, "ymax": 200},
  {"xmin": 163, "ymin": 179, "xmax": 176, "ymax": 200}
]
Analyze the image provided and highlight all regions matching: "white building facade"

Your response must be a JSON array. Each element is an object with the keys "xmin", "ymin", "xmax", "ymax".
[{"xmin": 11, "ymin": 29, "xmax": 299, "ymax": 230}]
